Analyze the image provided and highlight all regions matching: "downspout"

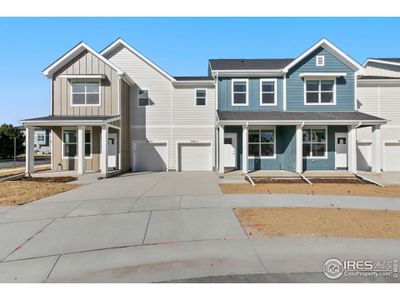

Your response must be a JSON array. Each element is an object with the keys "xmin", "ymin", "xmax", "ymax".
[{"xmin": 282, "ymin": 71, "xmax": 287, "ymax": 111}]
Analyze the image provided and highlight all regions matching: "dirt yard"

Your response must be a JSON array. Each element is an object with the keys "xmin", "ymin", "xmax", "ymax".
[
  {"xmin": 234, "ymin": 207, "xmax": 400, "ymax": 239},
  {"xmin": 0, "ymin": 177, "xmax": 77, "ymax": 206},
  {"xmin": 220, "ymin": 183, "xmax": 400, "ymax": 198}
]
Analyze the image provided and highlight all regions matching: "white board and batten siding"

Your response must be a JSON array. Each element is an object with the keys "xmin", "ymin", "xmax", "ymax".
[
  {"xmin": 106, "ymin": 46, "xmax": 216, "ymax": 172},
  {"xmin": 357, "ymin": 79, "xmax": 400, "ymax": 171}
]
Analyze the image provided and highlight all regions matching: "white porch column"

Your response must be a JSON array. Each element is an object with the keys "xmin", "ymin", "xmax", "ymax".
[
  {"xmin": 295, "ymin": 125, "xmax": 303, "ymax": 173},
  {"xmin": 371, "ymin": 125, "xmax": 382, "ymax": 173},
  {"xmin": 25, "ymin": 126, "xmax": 34, "ymax": 174},
  {"xmin": 242, "ymin": 124, "xmax": 248, "ymax": 174},
  {"xmin": 348, "ymin": 125, "xmax": 357, "ymax": 173},
  {"xmin": 101, "ymin": 125, "xmax": 109, "ymax": 175},
  {"xmin": 77, "ymin": 126, "xmax": 85, "ymax": 175},
  {"xmin": 218, "ymin": 125, "xmax": 224, "ymax": 173}
]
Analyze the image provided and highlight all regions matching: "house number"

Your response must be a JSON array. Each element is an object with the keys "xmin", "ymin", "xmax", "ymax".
[{"xmin": 190, "ymin": 140, "xmax": 198, "ymax": 143}]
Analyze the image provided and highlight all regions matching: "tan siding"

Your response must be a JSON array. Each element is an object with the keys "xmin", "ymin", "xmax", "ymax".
[{"xmin": 120, "ymin": 80, "xmax": 131, "ymax": 170}]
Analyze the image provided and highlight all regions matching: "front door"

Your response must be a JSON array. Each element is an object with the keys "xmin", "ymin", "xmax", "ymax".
[
  {"xmin": 335, "ymin": 132, "xmax": 348, "ymax": 169},
  {"xmin": 108, "ymin": 133, "xmax": 118, "ymax": 169},
  {"xmin": 223, "ymin": 133, "xmax": 237, "ymax": 169}
]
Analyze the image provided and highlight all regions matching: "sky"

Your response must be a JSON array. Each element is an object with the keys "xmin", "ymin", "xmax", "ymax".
[{"xmin": 1, "ymin": 17, "xmax": 400, "ymax": 125}]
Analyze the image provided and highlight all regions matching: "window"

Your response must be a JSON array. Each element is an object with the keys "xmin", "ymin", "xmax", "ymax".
[
  {"xmin": 71, "ymin": 81, "xmax": 100, "ymax": 106},
  {"xmin": 260, "ymin": 79, "xmax": 277, "ymax": 105},
  {"xmin": 195, "ymin": 89, "xmax": 207, "ymax": 106},
  {"xmin": 138, "ymin": 89, "xmax": 149, "ymax": 107},
  {"xmin": 36, "ymin": 132, "xmax": 45, "ymax": 143},
  {"xmin": 248, "ymin": 129, "xmax": 275, "ymax": 158},
  {"xmin": 303, "ymin": 128, "xmax": 327, "ymax": 158},
  {"xmin": 305, "ymin": 79, "xmax": 335, "ymax": 104},
  {"xmin": 316, "ymin": 55, "xmax": 325, "ymax": 66},
  {"xmin": 232, "ymin": 79, "xmax": 248, "ymax": 106},
  {"xmin": 62, "ymin": 128, "xmax": 92, "ymax": 158}
]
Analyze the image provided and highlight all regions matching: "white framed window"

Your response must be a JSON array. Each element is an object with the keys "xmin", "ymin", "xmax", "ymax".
[
  {"xmin": 304, "ymin": 79, "xmax": 335, "ymax": 105},
  {"xmin": 248, "ymin": 127, "xmax": 276, "ymax": 158},
  {"xmin": 36, "ymin": 132, "xmax": 45, "ymax": 143},
  {"xmin": 138, "ymin": 89, "xmax": 150, "ymax": 107},
  {"xmin": 71, "ymin": 81, "xmax": 101, "ymax": 106},
  {"xmin": 260, "ymin": 79, "xmax": 277, "ymax": 106},
  {"xmin": 232, "ymin": 79, "xmax": 248, "ymax": 106},
  {"xmin": 316, "ymin": 55, "xmax": 325, "ymax": 67},
  {"xmin": 62, "ymin": 127, "xmax": 92, "ymax": 159},
  {"xmin": 195, "ymin": 89, "xmax": 207, "ymax": 106},
  {"xmin": 303, "ymin": 127, "xmax": 327, "ymax": 159}
]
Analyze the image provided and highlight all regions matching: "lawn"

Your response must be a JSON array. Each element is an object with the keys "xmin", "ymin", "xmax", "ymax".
[
  {"xmin": 0, "ymin": 177, "xmax": 77, "ymax": 206},
  {"xmin": 220, "ymin": 183, "xmax": 400, "ymax": 198},
  {"xmin": 234, "ymin": 207, "xmax": 400, "ymax": 240}
]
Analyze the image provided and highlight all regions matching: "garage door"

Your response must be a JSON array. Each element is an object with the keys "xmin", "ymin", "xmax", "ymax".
[
  {"xmin": 357, "ymin": 142, "xmax": 372, "ymax": 171},
  {"xmin": 133, "ymin": 142, "xmax": 167, "ymax": 172},
  {"xmin": 179, "ymin": 143, "xmax": 212, "ymax": 171},
  {"xmin": 384, "ymin": 142, "xmax": 400, "ymax": 171}
]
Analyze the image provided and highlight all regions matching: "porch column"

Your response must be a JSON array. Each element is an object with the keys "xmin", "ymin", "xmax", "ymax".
[
  {"xmin": 25, "ymin": 126, "xmax": 34, "ymax": 174},
  {"xmin": 218, "ymin": 125, "xmax": 224, "ymax": 173},
  {"xmin": 77, "ymin": 126, "xmax": 85, "ymax": 175},
  {"xmin": 348, "ymin": 125, "xmax": 357, "ymax": 173},
  {"xmin": 101, "ymin": 125, "xmax": 109, "ymax": 175},
  {"xmin": 371, "ymin": 125, "xmax": 382, "ymax": 173},
  {"xmin": 242, "ymin": 124, "xmax": 248, "ymax": 174},
  {"xmin": 295, "ymin": 125, "xmax": 303, "ymax": 173}
]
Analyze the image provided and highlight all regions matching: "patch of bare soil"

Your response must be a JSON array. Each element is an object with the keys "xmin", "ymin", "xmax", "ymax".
[
  {"xmin": 220, "ymin": 183, "xmax": 400, "ymax": 198},
  {"xmin": 234, "ymin": 207, "xmax": 400, "ymax": 240}
]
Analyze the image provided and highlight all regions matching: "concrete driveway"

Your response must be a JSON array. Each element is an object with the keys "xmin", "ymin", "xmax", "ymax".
[{"xmin": 0, "ymin": 172, "xmax": 399, "ymax": 283}]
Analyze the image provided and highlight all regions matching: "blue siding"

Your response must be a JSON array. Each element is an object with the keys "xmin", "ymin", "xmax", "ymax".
[
  {"xmin": 286, "ymin": 47, "xmax": 355, "ymax": 111},
  {"xmin": 218, "ymin": 77, "xmax": 283, "ymax": 111},
  {"xmin": 303, "ymin": 125, "xmax": 348, "ymax": 171}
]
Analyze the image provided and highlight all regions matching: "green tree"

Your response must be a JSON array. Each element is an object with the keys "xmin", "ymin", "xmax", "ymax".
[{"xmin": 0, "ymin": 124, "xmax": 25, "ymax": 159}]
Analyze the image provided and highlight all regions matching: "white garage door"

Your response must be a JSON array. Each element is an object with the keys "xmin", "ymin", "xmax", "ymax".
[
  {"xmin": 133, "ymin": 142, "xmax": 167, "ymax": 172},
  {"xmin": 384, "ymin": 142, "xmax": 400, "ymax": 171},
  {"xmin": 179, "ymin": 143, "xmax": 212, "ymax": 171}
]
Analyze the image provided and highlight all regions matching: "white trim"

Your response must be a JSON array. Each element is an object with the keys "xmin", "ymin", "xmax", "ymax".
[
  {"xmin": 132, "ymin": 139, "xmax": 169, "ymax": 172},
  {"xmin": 224, "ymin": 132, "xmax": 237, "ymax": 169},
  {"xmin": 130, "ymin": 125, "xmax": 214, "ymax": 129},
  {"xmin": 299, "ymin": 72, "xmax": 347, "ymax": 78},
  {"xmin": 176, "ymin": 139, "xmax": 213, "ymax": 172},
  {"xmin": 259, "ymin": 79, "xmax": 278, "ymax": 106},
  {"xmin": 304, "ymin": 78, "xmax": 336, "ymax": 106},
  {"xmin": 60, "ymin": 74, "xmax": 106, "ymax": 79},
  {"xmin": 194, "ymin": 88, "xmax": 207, "ymax": 107},
  {"xmin": 302, "ymin": 126, "xmax": 328, "ymax": 159},
  {"xmin": 61, "ymin": 127, "xmax": 92, "ymax": 159},
  {"xmin": 101, "ymin": 38, "xmax": 176, "ymax": 82},
  {"xmin": 364, "ymin": 59, "xmax": 400, "ymax": 68},
  {"xmin": 283, "ymin": 74, "xmax": 287, "ymax": 111},
  {"xmin": 283, "ymin": 38, "xmax": 363, "ymax": 73},
  {"xmin": 316, "ymin": 55, "xmax": 325, "ymax": 67},
  {"xmin": 231, "ymin": 79, "xmax": 249, "ymax": 106},
  {"xmin": 219, "ymin": 120, "xmax": 386, "ymax": 126},
  {"xmin": 70, "ymin": 80, "xmax": 102, "ymax": 107},
  {"xmin": 43, "ymin": 42, "xmax": 123, "ymax": 77},
  {"xmin": 354, "ymin": 73, "xmax": 358, "ymax": 111},
  {"xmin": 137, "ymin": 88, "xmax": 150, "ymax": 107},
  {"xmin": 247, "ymin": 126, "xmax": 277, "ymax": 160}
]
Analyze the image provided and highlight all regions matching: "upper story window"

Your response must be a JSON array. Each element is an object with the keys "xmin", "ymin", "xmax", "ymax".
[
  {"xmin": 305, "ymin": 79, "xmax": 335, "ymax": 105},
  {"xmin": 303, "ymin": 127, "xmax": 327, "ymax": 158},
  {"xmin": 232, "ymin": 79, "xmax": 248, "ymax": 106},
  {"xmin": 260, "ymin": 79, "xmax": 277, "ymax": 106},
  {"xmin": 248, "ymin": 128, "xmax": 275, "ymax": 158},
  {"xmin": 71, "ymin": 81, "xmax": 100, "ymax": 106},
  {"xmin": 138, "ymin": 89, "xmax": 150, "ymax": 107},
  {"xmin": 316, "ymin": 55, "xmax": 325, "ymax": 66},
  {"xmin": 195, "ymin": 89, "xmax": 207, "ymax": 106}
]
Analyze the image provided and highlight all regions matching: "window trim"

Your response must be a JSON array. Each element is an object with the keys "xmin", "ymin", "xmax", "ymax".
[
  {"xmin": 137, "ymin": 88, "xmax": 150, "ymax": 107},
  {"xmin": 194, "ymin": 88, "xmax": 207, "ymax": 107},
  {"xmin": 316, "ymin": 55, "xmax": 325, "ymax": 67},
  {"xmin": 70, "ymin": 80, "xmax": 101, "ymax": 107},
  {"xmin": 248, "ymin": 126, "xmax": 276, "ymax": 159},
  {"xmin": 61, "ymin": 127, "xmax": 92, "ymax": 159},
  {"xmin": 302, "ymin": 126, "xmax": 328, "ymax": 159},
  {"xmin": 36, "ymin": 131, "xmax": 45, "ymax": 143},
  {"xmin": 231, "ymin": 79, "xmax": 249, "ymax": 106},
  {"xmin": 304, "ymin": 78, "xmax": 336, "ymax": 106},
  {"xmin": 259, "ymin": 79, "xmax": 278, "ymax": 106}
]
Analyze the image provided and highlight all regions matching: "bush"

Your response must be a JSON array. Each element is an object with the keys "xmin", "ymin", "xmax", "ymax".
[{"xmin": 0, "ymin": 124, "xmax": 25, "ymax": 159}]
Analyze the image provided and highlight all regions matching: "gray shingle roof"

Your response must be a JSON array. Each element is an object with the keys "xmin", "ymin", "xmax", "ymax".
[
  {"xmin": 209, "ymin": 59, "xmax": 294, "ymax": 71},
  {"xmin": 217, "ymin": 111, "xmax": 385, "ymax": 122},
  {"xmin": 370, "ymin": 58, "xmax": 400, "ymax": 64},
  {"xmin": 173, "ymin": 76, "xmax": 213, "ymax": 81},
  {"xmin": 22, "ymin": 116, "xmax": 118, "ymax": 122}
]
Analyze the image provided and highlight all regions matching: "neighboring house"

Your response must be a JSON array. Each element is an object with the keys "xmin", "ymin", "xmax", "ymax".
[
  {"xmin": 17, "ymin": 127, "xmax": 51, "ymax": 154},
  {"xmin": 21, "ymin": 38, "xmax": 387, "ymax": 175},
  {"xmin": 357, "ymin": 58, "xmax": 400, "ymax": 171}
]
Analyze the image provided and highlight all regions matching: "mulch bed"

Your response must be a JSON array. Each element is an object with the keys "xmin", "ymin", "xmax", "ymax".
[{"xmin": 12, "ymin": 176, "xmax": 77, "ymax": 183}]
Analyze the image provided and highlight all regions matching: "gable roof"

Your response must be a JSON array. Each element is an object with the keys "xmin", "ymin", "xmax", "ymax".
[
  {"xmin": 100, "ymin": 38, "xmax": 176, "ymax": 82},
  {"xmin": 209, "ymin": 58, "xmax": 294, "ymax": 71},
  {"xmin": 364, "ymin": 58, "xmax": 400, "ymax": 67},
  {"xmin": 283, "ymin": 38, "xmax": 364, "ymax": 73},
  {"xmin": 42, "ymin": 42, "xmax": 124, "ymax": 77}
]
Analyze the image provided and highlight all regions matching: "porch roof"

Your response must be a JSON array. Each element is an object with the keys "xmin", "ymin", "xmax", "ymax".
[
  {"xmin": 21, "ymin": 115, "xmax": 120, "ymax": 126},
  {"xmin": 217, "ymin": 110, "xmax": 387, "ymax": 126}
]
